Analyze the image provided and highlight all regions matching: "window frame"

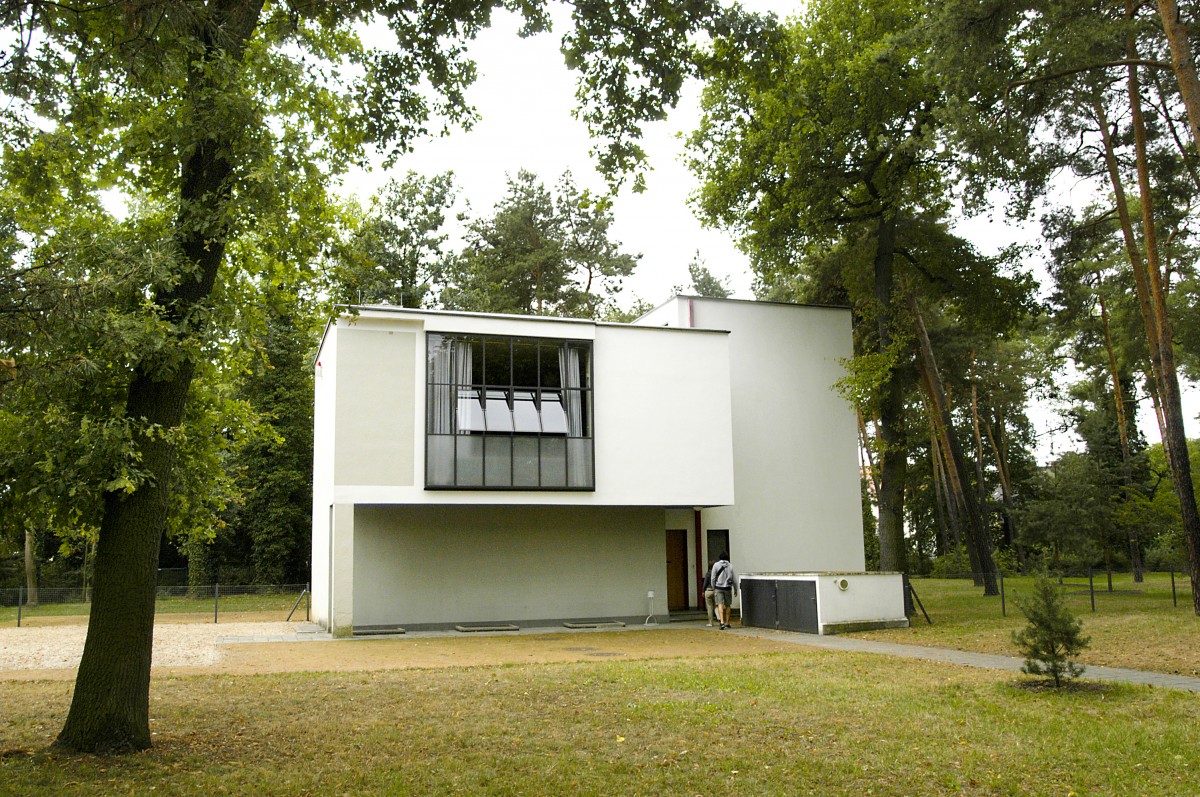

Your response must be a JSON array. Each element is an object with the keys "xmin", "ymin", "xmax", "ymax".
[{"xmin": 424, "ymin": 332, "xmax": 595, "ymax": 491}]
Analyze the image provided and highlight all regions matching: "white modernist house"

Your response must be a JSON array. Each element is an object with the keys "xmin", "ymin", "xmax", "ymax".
[{"xmin": 311, "ymin": 296, "xmax": 907, "ymax": 636}]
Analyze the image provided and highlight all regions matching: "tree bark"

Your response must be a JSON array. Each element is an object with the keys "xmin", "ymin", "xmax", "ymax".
[
  {"xmin": 910, "ymin": 296, "xmax": 997, "ymax": 594},
  {"xmin": 1155, "ymin": 0, "xmax": 1200, "ymax": 153},
  {"xmin": 1096, "ymin": 289, "xmax": 1144, "ymax": 581},
  {"xmin": 928, "ymin": 421, "xmax": 950, "ymax": 555},
  {"xmin": 984, "ymin": 415, "xmax": 1022, "ymax": 564},
  {"xmin": 874, "ymin": 214, "xmax": 908, "ymax": 574},
  {"xmin": 1125, "ymin": 30, "xmax": 1200, "ymax": 614},
  {"xmin": 56, "ymin": 1, "xmax": 266, "ymax": 753}
]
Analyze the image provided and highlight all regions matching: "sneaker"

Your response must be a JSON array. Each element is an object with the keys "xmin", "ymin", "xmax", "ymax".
[
  {"xmin": 706, "ymin": 623, "xmax": 713, "ymax": 627},
  {"xmin": 720, "ymin": 624, "xmax": 729, "ymax": 630}
]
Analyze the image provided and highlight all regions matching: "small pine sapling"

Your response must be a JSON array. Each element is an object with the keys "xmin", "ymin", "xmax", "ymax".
[{"xmin": 1012, "ymin": 573, "xmax": 1090, "ymax": 687}]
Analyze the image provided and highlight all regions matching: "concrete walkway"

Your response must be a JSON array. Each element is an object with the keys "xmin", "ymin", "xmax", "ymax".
[
  {"xmin": 219, "ymin": 620, "xmax": 1200, "ymax": 693},
  {"xmin": 733, "ymin": 625, "xmax": 1200, "ymax": 693}
]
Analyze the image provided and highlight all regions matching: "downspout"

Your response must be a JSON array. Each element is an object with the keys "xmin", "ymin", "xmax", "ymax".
[{"xmin": 687, "ymin": 297, "xmax": 695, "ymax": 328}]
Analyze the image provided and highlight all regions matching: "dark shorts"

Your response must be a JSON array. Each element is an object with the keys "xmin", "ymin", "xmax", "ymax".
[{"xmin": 714, "ymin": 588, "xmax": 733, "ymax": 607}]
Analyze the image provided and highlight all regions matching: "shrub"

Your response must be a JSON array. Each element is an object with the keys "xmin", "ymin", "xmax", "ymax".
[
  {"xmin": 1012, "ymin": 572, "xmax": 1090, "ymax": 687},
  {"xmin": 930, "ymin": 546, "xmax": 971, "ymax": 579}
]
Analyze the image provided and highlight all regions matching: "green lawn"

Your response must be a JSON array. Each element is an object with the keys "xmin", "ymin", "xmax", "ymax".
[
  {"xmin": 860, "ymin": 572, "xmax": 1200, "ymax": 676},
  {"xmin": 0, "ymin": 590, "xmax": 307, "ymax": 626},
  {"xmin": 2, "ymin": 648, "xmax": 1197, "ymax": 795}
]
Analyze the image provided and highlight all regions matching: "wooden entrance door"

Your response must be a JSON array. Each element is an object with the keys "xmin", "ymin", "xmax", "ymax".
[{"xmin": 666, "ymin": 529, "xmax": 688, "ymax": 610}]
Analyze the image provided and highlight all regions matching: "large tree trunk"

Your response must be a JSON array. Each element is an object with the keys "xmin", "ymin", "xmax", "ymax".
[
  {"xmin": 56, "ymin": 1, "xmax": 265, "ymax": 753},
  {"xmin": 984, "ymin": 413, "xmax": 1023, "ymax": 568},
  {"xmin": 874, "ymin": 214, "xmax": 908, "ymax": 573},
  {"xmin": 1155, "ymin": 0, "xmax": 1200, "ymax": 153},
  {"xmin": 1125, "ymin": 36, "xmax": 1200, "ymax": 614},
  {"xmin": 910, "ymin": 297, "xmax": 997, "ymax": 594},
  {"xmin": 1096, "ymin": 289, "xmax": 1144, "ymax": 581}
]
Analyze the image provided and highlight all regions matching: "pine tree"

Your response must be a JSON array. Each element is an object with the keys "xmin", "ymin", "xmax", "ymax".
[{"xmin": 1012, "ymin": 573, "xmax": 1091, "ymax": 687}]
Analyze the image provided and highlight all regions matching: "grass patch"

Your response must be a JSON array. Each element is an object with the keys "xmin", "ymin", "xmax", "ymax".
[
  {"xmin": 1, "ymin": 648, "xmax": 1197, "ymax": 795},
  {"xmin": 0, "ymin": 591, "xmax": 307, "ymax": 627},
  {"xmin": 868, "ymin": 573, "xmax": 1200, "ymax": 676}
]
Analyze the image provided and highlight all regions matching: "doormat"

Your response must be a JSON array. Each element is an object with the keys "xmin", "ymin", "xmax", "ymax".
[{"xmin": 455, "ymin": 624, "xmax": 520, "ymax": 632}]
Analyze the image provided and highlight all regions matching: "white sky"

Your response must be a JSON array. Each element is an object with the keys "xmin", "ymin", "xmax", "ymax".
[
  {"xmin": 350, "ymin": 1, "xmax": 806, "ymax": 306},
  {"xmin": 343, "ymin": 2, "xmax": 1197, "ymax": 458}
]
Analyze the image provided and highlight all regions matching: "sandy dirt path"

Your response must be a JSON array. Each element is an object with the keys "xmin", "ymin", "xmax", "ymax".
[{"xmin": 0, "ymin": 622, "xmax": 795, "ymax": 681}]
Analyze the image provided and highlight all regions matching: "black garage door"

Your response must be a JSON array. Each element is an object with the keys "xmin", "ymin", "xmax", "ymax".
[{"xmin": 741, "ymin": 578, "xmax": 818, "ymax": 634}]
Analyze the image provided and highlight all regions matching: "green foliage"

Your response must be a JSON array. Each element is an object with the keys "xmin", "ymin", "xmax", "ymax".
[
  {"xmin": 327, "ymin": 172, "xmax": 456, "ymax": 308},
  {"xmin": 930, "ymin": 546, "xmax": 972, "ymax": 579},
  {"xmin": 223, "ymin": 310, "xmax": 316, "ymax": 586},
  {"xmin": 1017, "ymin": 453, "xmax": 1112, "ymax": 565},
  {"xmin": 441, "ymin": 170, "xmax": 639, "ymax": 318},
  {"xmin": 681, "ymin": 252, "xmax": 732, "ymax": 298},
  {"xmin": 1012, "ymin": 572, "xmax": 1091, "ymax": 687}
]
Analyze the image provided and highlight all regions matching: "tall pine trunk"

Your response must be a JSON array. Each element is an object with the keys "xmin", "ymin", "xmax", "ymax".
[
  {"xmin": 874, "ymin": 214, "xmax": 908, "ymax": 573},
  {"xmin": 1155, "ymin": 0, "xmax": 1200, "ymax": 153},
  {"xmin": 910, "ymin": 296, "xmax": 997, "ymax": 594},
  {"xmin": 1125, "ymin": 33, "xmax": 1200, "ymax": 614},
  {"xmin": 1097, "ymin": 289, "xmax": 1143, "ymax": 581},
  {"xmin": 56, "ymin": 1, "xmax": 265, "ymax": 752}
]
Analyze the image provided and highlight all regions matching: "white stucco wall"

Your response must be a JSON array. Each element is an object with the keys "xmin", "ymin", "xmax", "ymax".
[
  {"xmin": 639, "ymin": 297, "xmax": 866, "ymax": 576},
  {"xmin": 814, "ymin": 573, "xmax": 907, "ymax": 629},
  {"xmin": 310, "ymin": 325, "xmax": 337, "ymax": 629},
  {"xmin": 313, "ymin": 308, "xmax": 735, "ymax": 508},
  {"xmin": 352, "ymin": 504, "xmax": 667, "ymax": 627}
]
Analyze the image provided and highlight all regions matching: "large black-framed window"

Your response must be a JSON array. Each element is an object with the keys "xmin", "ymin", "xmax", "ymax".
[{"xmin": 426, "ymin": 333, "xmax": 594, "ymax": 489}]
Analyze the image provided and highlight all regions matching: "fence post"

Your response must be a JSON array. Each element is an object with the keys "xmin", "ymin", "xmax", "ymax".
[
  {"xmin": 214, "ymin": 583, "xmax": 219, "ymax": 624},
  {"xmin": 1000, "ymin": 570, "xmax": 1006, "ymax": 617},
  {"xmin": 306, "ymin": 582, "xmax": 311, "ymax": 622},
  {"xmin": 17, "ymin": 584, "xmax": 23, "ymax": 628},
  {"xmin": 1088, "ymin": 568, "xmax": 1095, "ymax": 612},
  {"xmin": 1172, "ymin": 570, "xmax": 1178, "ymax": 607}
]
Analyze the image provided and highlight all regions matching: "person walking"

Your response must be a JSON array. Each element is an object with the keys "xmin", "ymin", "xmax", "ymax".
[
  {"xmin": 702, "ymin": 566, "xmax": 716, "ymax": 626},
  {"xmin": 710, "ymin": 552, "xmax": 737, "ymax": 629}
]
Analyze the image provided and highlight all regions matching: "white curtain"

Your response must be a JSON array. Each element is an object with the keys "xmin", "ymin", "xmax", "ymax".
[
  {"xmin": 558, "ymin": 344, "xmax": 583, "ymax": 437},
  {"xmin": 559, "ymin": 344, "xmax": 591, "ymax": 487},
  {"xmin": 454, "ymin": 340, "xmax": 474, "ymax": 434},
  {"xmin": 428, "ymin": 336, "xmax": 453, "ymax": 435}
]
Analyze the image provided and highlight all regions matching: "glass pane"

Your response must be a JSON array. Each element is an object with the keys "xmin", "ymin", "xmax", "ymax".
[
  {"xmin": 561, "ymin": 389, "xmax": 586, "ymax": 437},
  {"xmin": 428, "ymin": 384, "xmax": 453, "ymax": 435},
  {"xmin": 513, "ymin": 436, "xmax": 539, "ymax": 487},
  {"xmin": 484, "ymin": 390, "xmax": 514, "ymax": 433},
  {"xmin": 427, "ymin": 333, "xmax": 451, "ymax": 383},
  {"xmin": 539, "ymin": 390, "xmax": 567, "ymax": 435},
  {"xmin": 569, "ymin": 342, "xmax": 592, "ymax": 388},
  {"xmin": 541, "ymin": 437, "xmax": 566, "ymax": 487},
  {"xmin": 426, "ymin": 435, "xmax": 455, "ymax": 486},
  {"xmin": 465, "ymin": 337, "xmax": 484, "ymax": 385},
  {"xmin": 457, "ymin": 389, "xmax": 485, "ymax": 433},
  {"xmin": 567, "ymin": 438, "xmax": 594, "ymax": 488},
  {"xmin": 484, "ymin": 435, "xmax": 512, "ymax": 487},
  {"xmin": 512, "ymin": 390, "xmax": 540, "ymax": 433},
  {"xmin": 539, "ymin": 341, "xmax": 562, "ymax": 388},
  {"xmin": 484, "ymin": 338, "xmax": 510, "ymax": 387},
  {"xmin": 512, "ymin": 340, "xmax": 539, "ymax": 388},
  {"xmin": 455, "ymin": 436, "xmax": 483, "ymax": 486}
]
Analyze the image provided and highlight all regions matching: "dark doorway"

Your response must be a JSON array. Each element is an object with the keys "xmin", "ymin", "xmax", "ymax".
[
  {"xmin": 706, "ymin": 528, "xmax": 729, "ymax": 564},
  {"xmin": 665, "ymin": 529, "xmax": 688, "ymax": 610}
]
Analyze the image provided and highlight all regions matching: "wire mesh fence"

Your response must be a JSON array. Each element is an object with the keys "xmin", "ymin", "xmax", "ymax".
[
  {"xmin": 906, "ymin": 569, "xmax": 1194, "ymax": 623},
  {"xmin": 1, "ymin": 583, "xmax": 310, "ymax": 627}
]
